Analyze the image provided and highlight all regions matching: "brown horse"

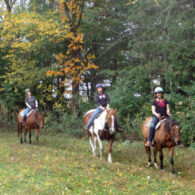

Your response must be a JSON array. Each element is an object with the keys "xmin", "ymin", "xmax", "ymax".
[
  {"xmin": 142, "ymin": 117, "xmax": 181, "ymax": 174},
  {"xmin": 17, "ymin": 109, "xmax": 44, "ymax": 145},
  {"xmin": 83, "ymin": 108, "xmax": 117, "ymax": 163}
]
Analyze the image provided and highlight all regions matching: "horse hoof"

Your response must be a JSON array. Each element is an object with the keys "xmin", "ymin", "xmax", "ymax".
[
  {"xmin": 147, "ymin": 162, "xmax": 152, "ymax": 167},
  {"xmin": 171, "ymin": 173, "xmax": 176, "ymax": 177},
  {"xmin": 108, "ymin": 160, "xmax": 112, "ymax": 163},
  {"xmin": 154, "ymin": 163, "xmax": 159, "ymax": 169}
]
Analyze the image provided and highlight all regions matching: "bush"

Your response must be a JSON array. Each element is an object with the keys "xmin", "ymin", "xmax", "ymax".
[{"xmin": 44, "ymin": 112, "xmax": 85, "ymax": 138}]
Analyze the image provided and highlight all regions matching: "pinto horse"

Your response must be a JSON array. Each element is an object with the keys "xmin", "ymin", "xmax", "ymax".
[
  {"xmin": 17, "ymin": 109, "xmax": 44, "ymax": 145},
  {"xmin": 142, "ymin": 117, "xmax": 181, "ymax": 174},
  {"xmin": 83, "ymin": 108, "xmax": 117, "ymax": 163}
]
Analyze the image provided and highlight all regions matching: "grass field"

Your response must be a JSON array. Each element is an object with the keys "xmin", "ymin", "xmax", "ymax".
[{"xmin": 0, "ymin": 127, "xmax": 194, "ymax": 195}]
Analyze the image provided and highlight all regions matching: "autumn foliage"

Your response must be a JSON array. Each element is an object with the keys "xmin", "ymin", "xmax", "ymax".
[{"xmin": 47, "ymin": 0, "xmax": 98, "ymax": 90}]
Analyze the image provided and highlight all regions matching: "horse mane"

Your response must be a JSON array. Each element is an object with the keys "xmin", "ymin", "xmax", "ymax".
[
  {"xmin": 164, "ymin": 118, "xmax": 179, "ymax": 132},
  {"xmin": 106, "ymin": 109, "xmax": 117, "ymax": 120}
]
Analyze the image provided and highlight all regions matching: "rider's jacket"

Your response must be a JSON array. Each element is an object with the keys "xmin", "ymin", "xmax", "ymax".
[
  {"xmin": 25, "ymin": 96, "xmax": 37, "ymax": 109},
  {"xmin": 152, "ymin": 99, "xmax": 168, "ymax": 117},
  {"xmin": 95, "ymin": 93, "xmax": 110, "ymax": 108}
]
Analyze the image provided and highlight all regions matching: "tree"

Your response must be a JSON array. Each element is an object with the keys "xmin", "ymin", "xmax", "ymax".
[{"xmin": 47, "ymin": 0, "xmax": 98, "ymax": 113}]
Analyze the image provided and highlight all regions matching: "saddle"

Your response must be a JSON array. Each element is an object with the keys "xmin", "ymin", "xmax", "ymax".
[
  {"xmin": 19, "ymin": 109, "xmax": 36, "ymax": 118},
  {"xmin": 155, "ymin": 118, "xmax": 167, "ymax": 130}
]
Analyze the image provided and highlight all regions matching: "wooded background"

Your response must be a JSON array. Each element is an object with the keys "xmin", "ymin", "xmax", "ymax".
[{"xmin": 0, "ymin": 0, "xmax": 194, "ymax": 145}]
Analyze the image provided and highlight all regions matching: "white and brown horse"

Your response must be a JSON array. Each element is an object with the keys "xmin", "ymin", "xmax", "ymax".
[{"xmin": 83, "ymin": 108, "xmax": 117, "ymax": 163}]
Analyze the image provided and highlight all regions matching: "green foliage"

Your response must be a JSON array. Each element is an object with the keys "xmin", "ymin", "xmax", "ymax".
[{"xmin": 45, "ymin": 112, "xmax": 84, "ymax": 137}]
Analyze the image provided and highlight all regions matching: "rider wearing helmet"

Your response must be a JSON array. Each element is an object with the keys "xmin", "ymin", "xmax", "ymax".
[
  {"xmin": 85, "ymin": 84, "xmax": 110, "ymax": 129},
  {"xmin": 145, "ymin": 87, "xmax": 171, "ymax": 146},
  {"xmin": 20, "ymin": 89, "xmax": 38, "ymax": 123}
]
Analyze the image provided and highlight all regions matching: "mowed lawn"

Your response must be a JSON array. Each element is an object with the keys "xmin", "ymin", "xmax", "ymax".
[{"xmin": 0, "ymin": 128, "xmax": 194, "ymax": 195}]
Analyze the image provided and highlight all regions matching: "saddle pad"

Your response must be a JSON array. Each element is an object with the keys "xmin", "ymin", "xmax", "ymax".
[
  {"xmin": 19, "ymin": 109, "xmax": 34, "ymax": 117},
  {"xmin": 155, "ymin": 118, "xmax": 166, "ymax": 130}
]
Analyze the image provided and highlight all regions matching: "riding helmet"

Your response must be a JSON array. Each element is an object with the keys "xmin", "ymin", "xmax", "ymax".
[
  {"xmin": 96, "ymin": 84, "xmax": 103, "ymax": 89},
  {"xmin": 154, "ymin": 87, "xmax": 164, "ymax": 93},
  {"xmin": 25, "ymin": 89, "xmax": 30, "ymax": 93}
]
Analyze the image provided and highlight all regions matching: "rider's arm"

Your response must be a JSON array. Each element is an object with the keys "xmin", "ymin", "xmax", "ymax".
[
  {"xmin": 25, "ymin": 98, "xmax": 32, "ymax": 109},
  {"xmin": 152, "ymin": 105, "xmax": 160, "ymax": 118},
  {"xmin": 25, "ymin": 102, "xmax": 32, "ymax": 109},
  {"xmin": 167, "ymin": 104, "xmax": 171, "ymax": 116},
  {"xmin": 35, "ymin": 100, "xmax": 38, "ymax": 108}
]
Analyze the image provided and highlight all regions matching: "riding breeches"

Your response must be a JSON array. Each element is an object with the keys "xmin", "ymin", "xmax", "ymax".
[
  {"xmin": 22, "ymin": 107, "xmax": 31, "ymax": 120},
  {"xmin": 148, "ymin": 116, "xmax": 159, "ymax": 142},
  {"xmin": 86, "ymin": 107, "xmax": 103, "ymax": 128}
]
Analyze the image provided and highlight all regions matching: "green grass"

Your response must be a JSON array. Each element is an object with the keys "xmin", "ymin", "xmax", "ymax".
[{"xmin": 0, "ymin": 128, "xmax": 194, "ymax": 195}]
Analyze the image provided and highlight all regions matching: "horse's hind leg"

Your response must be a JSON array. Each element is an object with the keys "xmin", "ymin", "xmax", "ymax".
[
  {"xmin": 145, "ymin": 146, "xmax": 152, "ymax": 167},
  {"xmin": 168, "ymin": 147, "xmax": 175, "ymax": 174},
  {"xmin": 159, "ymin": 148, "xmax": 164, "ymax": 170}
]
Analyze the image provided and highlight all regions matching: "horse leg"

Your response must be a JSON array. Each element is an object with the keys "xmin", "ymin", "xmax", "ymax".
[
  {"xmin": 94, "ymin": 136, "xmax": 97, "ymax": 156},
  {"xmin": 153, "ymin": 146, "xmax": 159, "ymax": 169},
  {"xmin": 19, "ymin": 124, "xmax": 23, "ymax": 144},
  {"xmin": 145, "ymin": 145, "xmax": 152, "ymax": 167},
  {"xmin": 24, "ymin": 128, "xmax": 27, "ymax": 143},
  {"xmin": 29, "ymin": 129, "xmax": 32, "ymax": 144},
  {"xmin": 35, "ymin": 128, "xmax": 39, "ymax": 145},
  {"xmin": 97, "ymin": 135, "xmax": 103, "ymax": 160},
  {"xmin": 168, "ymin": 147, "xmax": 175, "ymax": 174},
  {"xmin": 159, "ymin": 148, "xmax": 164, "ymax": 170},
  {"xmin": 107, "ymin": 139, "xmax": 114, "ymax": 163},
  {"xmin": 89, "ymin": 136, "xmax": 96, "ymax": 156}
]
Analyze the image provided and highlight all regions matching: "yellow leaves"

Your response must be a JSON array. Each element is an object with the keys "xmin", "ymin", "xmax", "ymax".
[
  {"xmin": 127, "ymin": 0, "xmax": 137, "ymax": 5},
  {"xmin": 154, "ymin": 0, "xmax": 160, "ymax": 7}
]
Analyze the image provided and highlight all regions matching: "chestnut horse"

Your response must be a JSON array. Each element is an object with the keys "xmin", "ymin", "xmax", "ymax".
[
  {"xmin": 17, "ymin": 109, "xmax": 44, "ymax": 145},
  {"xmin": 142, "ymin": 117, "xmax": 181, "ymax": 174},
  {"xmin": 83, "ymin": 108, "xmax": 117, "ymax": 163}
]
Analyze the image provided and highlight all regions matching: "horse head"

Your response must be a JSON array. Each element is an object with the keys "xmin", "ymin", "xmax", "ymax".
[
  {"xmin": 106, "ymin": 108, "xmax": 117, "ymax": 134},
  {"xmin": 37, "ymin": 111, "xmax": 45, "ymax": 129},
  {"xmin": 165, "ymin": 118, "xmax": 181, "ymax": 145}
]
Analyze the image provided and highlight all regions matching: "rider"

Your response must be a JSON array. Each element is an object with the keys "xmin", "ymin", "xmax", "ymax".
[
  {"xmin": 85, "ymin": 84, "xmax": 110, "ymax": 129},
  {"xmin": 20, "ymin": 89, "xmax": 38, "ymax": 123},
  {"xmin": 145, "ymin": 87, "xmax": 171, "ymax": 146}
]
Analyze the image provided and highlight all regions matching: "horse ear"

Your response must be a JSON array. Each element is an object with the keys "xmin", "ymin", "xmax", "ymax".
[{"xmin": 114, "ymin": 109, "xmax": 117, "ymax": 113}]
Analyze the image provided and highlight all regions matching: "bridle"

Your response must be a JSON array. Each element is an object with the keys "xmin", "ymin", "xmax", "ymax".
[{"xmin": 165, "ymin": 125, "xmax": 180, "ymax": 145}]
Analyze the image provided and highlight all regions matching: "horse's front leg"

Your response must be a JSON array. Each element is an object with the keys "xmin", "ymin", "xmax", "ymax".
[
  {"xmin": 153, "ymin": 146, "xmax": 159, "ymax": 169},
  {"xmin": 107, "ymin": 138, "xmax": 114, "ymax": 163},
  {"xmin": 145, "ymin": 145, "xmax": 152, "ymax": 167},
  {"xmin": 35, "ymin": 128, "xmax": 39, "ymax": 145},
  {"xmin": 168, "ymin": 147, "xmax": 175, "ymax": 174},
  {"xmin": 159, "ymin": 148, "xmax": 164, "ymax": 170}
]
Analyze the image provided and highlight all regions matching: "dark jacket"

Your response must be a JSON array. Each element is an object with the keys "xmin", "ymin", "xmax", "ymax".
[{"xmin": 95, "ymin": 93, "xmax": 110, "ymax": 108}]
